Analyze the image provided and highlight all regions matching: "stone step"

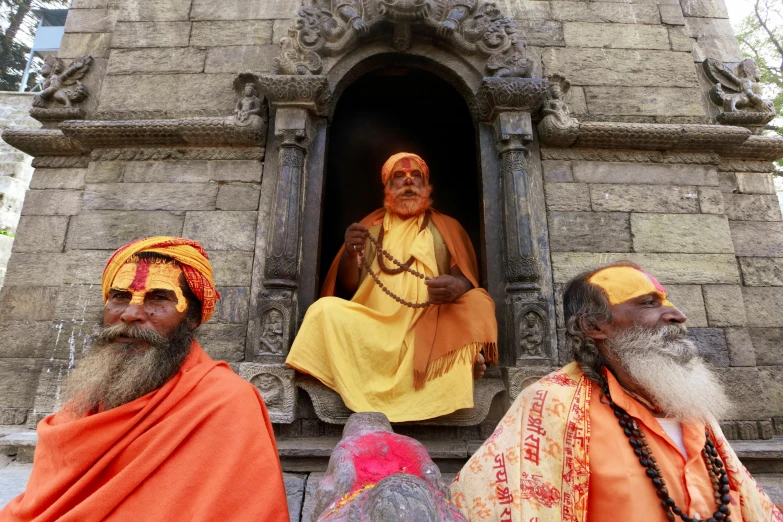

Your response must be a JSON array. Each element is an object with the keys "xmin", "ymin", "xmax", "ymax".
[{"xmin": 731, "ymin": 436, "xmax": 783, "ymax": 474}]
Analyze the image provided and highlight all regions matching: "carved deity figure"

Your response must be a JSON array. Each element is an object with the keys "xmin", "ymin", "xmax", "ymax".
[
  {"xmin": 252, "ymin": 373, "xmax": 283, "ymax": 408},
  {"xmin": 233, "ymin": 83, "xmax": 264, "ymax": 126},
  {"xmin": 312, "ymin": 412, "xmax": 467, "ymax": 522},
  {"xmin": 32, "ymin": 55, "xmax": 93, "ymax": 109},
  {"xmin": 518, "ymin": 311, "xmax": 544, "ymax": 357},
  {"xmin": 704, "ymin": 58, "xmax": 774, "ymax": 114},
  {"xmin": 259, "ymin": 309, "xmax": 285, "ymax": 354},
  {"xmin": 537, "ymin": 74, "xmax": 579, "ymax": 147}
]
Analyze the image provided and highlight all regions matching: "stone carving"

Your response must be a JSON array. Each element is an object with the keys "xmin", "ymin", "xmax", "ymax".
[
  {"xmin": 0, "ymin": 408, "xmax": 27, "ymax": 426},
  {"xmin": 274, "ymin": 0, "xmax": 534, "ymax": 79},
  {"xmin": 0, "ymin": 129, "xmax": 85, "ymax": 157},
  {"xmin": 259, "ymin": 308, "xmax": 286, "ymax": 354},
  {"xmin": 239, "ymin": 363, "xmax": 297, "ymax": 423},
  {"xmin": 474, "ymin": 77, "xmax": 549, "ymax": 122},
  {"xmin": 704, "ymin": 58, "xmax": 775, "ymax": 127},
  {"xmin": 32, "ymin": 56, "xmax": 93, "ymax": 115},
  {"xmin": 537, "ymin": 74, "xmax": 578, "ymax": 147},
  {"xmin": 234, "ymin": 83, "xmax": 265, "ymax": 126},
  {"xmin": 539, "ymin": 148, "xmax": 722, "ymax": 165},
  {"xmin": 717, "ymin": 159, "xmax": 776, "ymax": 173},
  {"xmin": 89, "ymin": 147, "xmax": 265, "ymax": 162},
  {"xmin": 505, "ymin": 367, "xmax": 552, "ymax": 400},
  {"xmin": 734, "ymin": 134, "xmax": 783, "ymax": 160},
  {"xmin": 31, "ymin": 155, "xmax": 91, "ymax": 168},
  {"xmin": 298, "ymin": 376, "xmax": 505, "ymax": 426},
  {"xmin": 312, "ymin": 412, "xmax": 467, "ymax": 522},
  {"xmin": 250, "ymin": 294, "xmax": 293, "ymax": 359},
  {"xmin": 256, "ymin": 74, "xmax": 331, "ymax": 116},
  {"xmin": 518, "ymin": 310, "xmax": 545, "ymax": 357}
]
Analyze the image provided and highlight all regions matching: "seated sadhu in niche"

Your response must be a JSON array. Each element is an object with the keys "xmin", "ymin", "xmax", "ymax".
[
  {"xmin": 286, "ymin": 153, "xmax": 498, "ymax": 422},
  {"xmin": 451, "ymin": 263, "xmax": 783, "ymax": 522},
  {"xmin": 0, "ymin": 237, "xmax": 289, "ymax": 522}
]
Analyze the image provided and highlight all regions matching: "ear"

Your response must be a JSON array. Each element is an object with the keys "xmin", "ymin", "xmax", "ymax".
[{"xmin": 577, "ymin": 315, "xmax": 610, "ymax": 342}]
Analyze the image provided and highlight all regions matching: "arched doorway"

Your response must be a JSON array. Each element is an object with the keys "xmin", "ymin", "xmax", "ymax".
[{"xmin": 318, "ymin": 67, "xmax": 483, "ymax": 292}]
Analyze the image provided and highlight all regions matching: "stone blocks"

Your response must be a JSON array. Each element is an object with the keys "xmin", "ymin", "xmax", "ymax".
[
  {"xmin": 98, "ymin": 74, "xmax": 236, "ymax": 113},
  {"xmin": 191, "ymin": 0, "xmax": 301, "ymax": 20},
  {"xmin": 590, "ymin": 184, "xmax": 700, "ymax": 213},
  {"xmin": 715, "ymin": 367, "xmax": 769, "ymax": 420},
  {"xmin": 21, "ymin": 190, "xmax": 82, "ymax": 216},
  {"xmin": 120, "ymin": 160, "xmax": 262, "ymax": 183},
  {"xmin": 29, "ymin": 169, "xmax": 86, "ymax": 190},
  {"xmin": 739, "ymin": 257, "xmax": 783, "ymax": 286},
  {"xmin": 12, "ymin": 216, "xmax": 68, "ymax": 253},
  {"xmin": 736, "ymin": 172, "xmax": 776, "ymax": 195},
  {"xmin": 209, "ymin": 250, "xmax": 254, "ymax": 286},
  {"xmin": 3, "ymin": 253, "xmax": 66, "ymax": 288},
  {"xmin": 723, "ymin": 194, "xmax": 783, "ymax": 222},
  {"xmin": 759, "ymin": 367, "xmax": 783, "ymax": 417},
  {"xmin": 118, "ymin": 0, "xmax": 193, "ymax": 21},
  {"xmin": 731, "ymin": 222, "xmax": 783, "ymax": 257},
  {"xmin": 550, "ymin": 2, "xmax": 660, "ymax": 24},
  {"xmin": 630, "ymin": 214, "xmax": 733, "ymax": 254},
  {"xmin": 547, "ymin": 211, "xmax": 631, "ymax": 252},
  {"xmin": 204, "ymin": 45, "xmax": 279, "ymax": 74},
  {"xmin": 195, "ymin": 323, "xmax": 246, "ymax": 362},
  {"xmin": 697, "ymin": 186, "xmax": 724, "ymax": 214},
  {"xmin": 749, "ymin": 328, "xmax": 783, "ymax": 365},
  {"xmin": 571, "ymin": 162, "xmax": 717, "ymax": 186},
  {"xmin": 562, "ymin": 22, "xmax": 670, "ymax": 50},
  {"xmin": 666, "ymin": 285, "xmax": 707, "ymax": 327},
  {"xmin": 57, "ymin": 33, "xmax": 113, "ymax": 59},
  {"xmin": 585, "ymin": 86, "xmax": 706, "ymax": 117},
  {"xmin": 216, "ymin": 183, "xmax": 261, "ymax": 210},
  {"xmin": 64, "ymin": 8, "xmax": 117, "ymax": 33},
  {"xmin": 0, "ymin": 360, "xmax": 41, "ymax": 409},
  {"xmin": 83, "ymin": 183, "xmax": 218, "ymax": 211},
  {"xmin": 0, "ymin": 287, "xmax": 58, "ymax": 322},
  {"xmin": 688, "ymin": 328, "xmax": 729, "ymax": 367},
  {"xmin": 724, "ymin": 328, "xmax": 756, "ymax": 367},
  {"xmin": 543, "ymin": 183, "xmax": 590, "ymax": 211},
  {"xmin": 182, "ymin": 211, "xmax": 257, "ymax": 251},
  {"xmin": 113, "ymin": 21, "xmax": 191, "ymax": 48},
  {"xmin": 542, "ymin": 48, "xmax": 697, "ymax": 88},
  {"xmin": 107, "ymin": 48, "xmax": 207, "ymax": 75},
  {"xmin": 191, "ymin": 20, "xmax": 274, "ymax": 46},
  {"xmin": 702, "ymin": 285, "xmax": 746, "ymax": 327},
  {"xmin": 67, "ymin": 211, "xmax": 184, "ymax": 250},
  {"xmin": 742, "ymin": 287, "xmax": 783, "ymax": 327}
]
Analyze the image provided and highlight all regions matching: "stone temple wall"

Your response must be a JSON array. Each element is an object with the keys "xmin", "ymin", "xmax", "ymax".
[
  {"xmin": 0, "ymin": 93, "xmax": 37, "ymax": 288},
  {"xmin": 0, "ymin": 0, "xmax": 782, "ymax": 440}
]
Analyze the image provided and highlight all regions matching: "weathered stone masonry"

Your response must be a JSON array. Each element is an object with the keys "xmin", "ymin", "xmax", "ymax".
[{"xmin": 0, "ymin": 0, "xmax": 782, "ymax": 451}]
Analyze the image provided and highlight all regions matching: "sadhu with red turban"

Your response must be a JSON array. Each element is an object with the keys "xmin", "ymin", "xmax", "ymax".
[
  {"xmin": 1, "ymin": 237, "xmax": 289, "ymax": 522},
  {"xmin": 286, "ymin": 153, "xmax": 498, "ymax": 422}
]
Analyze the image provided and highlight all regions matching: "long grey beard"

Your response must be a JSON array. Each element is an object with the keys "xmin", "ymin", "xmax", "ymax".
[
  {"xmin": 61, "ymin": 323, "xmax": 193, "ymax": 418},
  {"xmin": 605, "ymin": 324, "xmax": 733, "ymax": 423}
]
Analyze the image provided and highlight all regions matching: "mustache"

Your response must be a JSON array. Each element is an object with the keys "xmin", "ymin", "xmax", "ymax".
[
  {"xmin": 395, "ymin": 185, "xmax": 422, "ymax": 196},
  {"xmin": 94, "ymin": 324, "xmax": 169, "ymax": 347}
]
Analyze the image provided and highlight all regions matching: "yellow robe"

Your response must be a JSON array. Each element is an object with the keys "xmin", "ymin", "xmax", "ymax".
[{"xmin": 286, "ymin": 212, "xmax": 475, "ymax": 422}]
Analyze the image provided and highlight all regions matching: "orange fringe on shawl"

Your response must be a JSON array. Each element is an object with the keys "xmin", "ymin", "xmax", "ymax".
[{"xmin": 321, "ymin": 209, "xmax": 498, "ymax": 389}]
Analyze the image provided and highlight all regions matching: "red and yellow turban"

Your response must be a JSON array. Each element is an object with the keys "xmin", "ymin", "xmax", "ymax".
[
  {"xmin": 381, "ymin": 152, "xmax": 430, "ymax": 185},
  {"xmin": 102, "ymin": 237, "xmax": 220, "ymax": 325}
]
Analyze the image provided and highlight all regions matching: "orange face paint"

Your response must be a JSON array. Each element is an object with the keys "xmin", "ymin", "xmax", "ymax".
[
  {"xmin": 391, "ymin": 157, "xmax": 424, "ymax": 180},
  {"xmin": 110, "ymin": 260, "xmax": 187, "ymax": 313},
  {"xmin": 588, "ymin": 266, "xmax": 674, "ymax": 307}
]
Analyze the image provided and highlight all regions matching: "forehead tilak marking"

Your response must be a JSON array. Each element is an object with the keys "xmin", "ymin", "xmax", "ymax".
[
  {"xmin": 129, "ymin": 259, "xmax": 149, "ymax": 291},
  {"xmin": 401, "ymin": 157, "xmax": 411, "ymax": 169}
]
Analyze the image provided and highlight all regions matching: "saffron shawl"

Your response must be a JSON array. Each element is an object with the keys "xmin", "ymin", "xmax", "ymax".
[
  {"xmin": 320, "ymin": 208, "xmax": 498, "ymax": 387},
  {"xmin": 450, "ymin": 362, "xmax": 783, "ymax": 522}
]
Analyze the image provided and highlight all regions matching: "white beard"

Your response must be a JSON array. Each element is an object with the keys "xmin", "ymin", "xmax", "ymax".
[{"xmin": 604, "ymin": 325, "xmax": 733, "ymax": 423}]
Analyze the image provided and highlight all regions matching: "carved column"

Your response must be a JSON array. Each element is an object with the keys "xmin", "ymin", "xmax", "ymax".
[{"xmin": 492, "ymin": 111, "xmax": 551, "ymax": 366}]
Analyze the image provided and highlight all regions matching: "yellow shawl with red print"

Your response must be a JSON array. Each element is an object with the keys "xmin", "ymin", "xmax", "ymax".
[{"xmin": 450, "ymin": 362, "xmax": 783, "ymax": 522}]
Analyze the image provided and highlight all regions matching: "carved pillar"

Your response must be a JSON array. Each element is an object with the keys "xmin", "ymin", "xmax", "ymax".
[{"xmin": 492, "ymin": 111, "xmax": 551, "ymax": 366}]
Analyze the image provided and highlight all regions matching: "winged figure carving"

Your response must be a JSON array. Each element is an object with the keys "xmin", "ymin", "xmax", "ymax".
[
  {"xmin": 703, "ymin": 58, "xmax": 774, "ymax": 114},
  {"xmin": 32, "ymin": 55, "xmax": 93, "ymax": 109}
]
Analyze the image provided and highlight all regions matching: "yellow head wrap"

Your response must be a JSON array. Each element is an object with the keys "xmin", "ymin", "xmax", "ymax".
[
  {"xmin": 588, "ymin": 266, "xmax": 674, "ymax": 307},
  {"xmin": 381, "ymin": 152, "xmax": 430, "ymax": 185}
]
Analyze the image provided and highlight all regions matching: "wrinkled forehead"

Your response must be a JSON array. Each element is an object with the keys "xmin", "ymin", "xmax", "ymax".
[
  {"xmin": 587, "ymin": 266, "xmax": 670, "ymax": 306},
  {"xmin": 111, "ymin": 258, "xmax": 184, "ymax": 292},
  {"xmin": 392, "ymin": 156, "xmax": 423, "ymax": 173}
]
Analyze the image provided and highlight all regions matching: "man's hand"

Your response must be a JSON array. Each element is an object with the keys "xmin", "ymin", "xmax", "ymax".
[
  {"xmin": 344, "ymin": 223, "xmax": 368, "ymax": 257},
  {"xmin": 473, "ymin": 352, "xmax": 486, "ymax": 380},
  {"xmin": 425, "ymin": 274, "xmax": 471, "ymax": 304}
]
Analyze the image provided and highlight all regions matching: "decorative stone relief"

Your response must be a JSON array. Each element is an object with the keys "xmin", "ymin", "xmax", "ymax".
[
  {"xmin": 247, "ymin": 289, "xmax": 294, "ymax": 361},
  {"xmin": 273, "ymin": 0, "xmax": 534, "ymax": 79},
  {"xmin": 89, "ymin": 147, "xmax": 265, "ymax": 162},
  {"xmin": 0, "ymin": 408, "xmax": 27, "ymax": 426},
  {"xmin": 518, "ymin": 309, "xmax": 546, "ymax": 358},
  {"xmin": 536, "ymin": 74, "xmax": 578, "ymax": 147},
  {"xmin": 239, "ymin": 363, "xmax": 297, "ymax": 423},
  {"xmin": 504, "ymin": 366, "xmax": 552, "ymax": 400},
  {"xmin": 704, "ymin": 58, "xmax": 775, "ymax": 128},
  {"xmin": 508, "ymin": 292, "xmax": 550, "ymax": 362},
  {"xmin": 256, "ymin": 74, "xmax": 331, "ymax": 116},
  {"xmin": 30, "ymin": 55, "xmax": 93, "ymax": 123},
  {"xmin": 257, "ymin": 307, "xmax": 287, "ymax": 355},
  {"xmin": 0, "ymin": 129, "xmax": 85, "ymax": 157},
  {"xmin": 474, "ymin": 77, "xmax": 548, "ymax": 122}
]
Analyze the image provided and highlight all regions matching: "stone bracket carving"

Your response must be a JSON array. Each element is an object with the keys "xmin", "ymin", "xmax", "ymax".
[
  {"xmin": 274, "ymin": 0, "xmax": 535, "ymax": 79},
  {"xmin": 31, "ymin": 55, "xmax": 93, "ymax": 122},
  {"xmin": 297, "ymin": 376, "xmax": 506, "ymax": 426},
  {"xmin": 504, "ymin": 366, "xmax": 554, "ymax": 400},
  {"xmin": 536, "ymin": 74, "xmax": 578, "ymax": 147},
  {"xmin": 493, "ymin": 111, "xmax": 540, "ymax": 286},
  {"xmin": 508, "ymin": 293, "xmax": 551, "ymax": 362},
  {"xmin": 257, "ymin": 75, "xmax": 331, "ymax": 116},
  {"xmin": 475, "ymin": 77, "xmax": 549, "ymax": 122},
  {"xmin": 247, "ymin": 289, "xmax": 295, "ymax": 361},
  {"xmin": 703, "ymin": 58, "xmax": 775, "ymax": 130},
  {"xmin": 239, "ymin": 363, "xmax": 297, "ymax": 423}
]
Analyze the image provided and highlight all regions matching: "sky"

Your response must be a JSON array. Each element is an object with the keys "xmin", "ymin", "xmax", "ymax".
[{"xmin": 725, "ymin": 0, "xmax": 755, "ymax": 26}]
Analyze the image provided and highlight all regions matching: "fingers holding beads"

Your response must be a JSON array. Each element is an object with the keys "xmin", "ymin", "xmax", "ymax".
[{"xmin": 344, "ymin": 223, "xmax": 368, "ymax": 257}]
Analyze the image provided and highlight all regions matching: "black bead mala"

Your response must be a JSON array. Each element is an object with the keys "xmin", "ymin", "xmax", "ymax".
[
  {"xmin": 602, "ymin": 381, "xmax": 733, "ymax": 522},
  {"xmin": 358, "ymin": 213, "xmax": 432, "ymax": 309}
]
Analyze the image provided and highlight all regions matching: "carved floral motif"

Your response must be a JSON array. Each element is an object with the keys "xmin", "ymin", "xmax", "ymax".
[{"xmin": 273, "ymin": 0, "xmax": 534, "ymax": 79}]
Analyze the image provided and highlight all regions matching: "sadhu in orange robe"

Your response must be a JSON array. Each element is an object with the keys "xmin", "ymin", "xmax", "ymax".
[{"xmin": 0, "ymin": 342, "xmax": 290, "ymax": 522}]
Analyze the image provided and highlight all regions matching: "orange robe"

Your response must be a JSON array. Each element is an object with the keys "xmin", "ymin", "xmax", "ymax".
[
  {"xmin": 450, "ymin": 363, "xmax": 783, "ymax": 522},
  {"xmin": 0, "ymin": 342, "xmax": 289, "ymax": 522}
]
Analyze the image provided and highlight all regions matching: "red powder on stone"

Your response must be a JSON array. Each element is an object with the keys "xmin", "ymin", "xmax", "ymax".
[
  {"xmin": 348, "ymin": 432, "xmax": 425, "ymax": 492},
  {"xmin": 129, "ymin": 259, "xmax": 149, "ymax": 291}
]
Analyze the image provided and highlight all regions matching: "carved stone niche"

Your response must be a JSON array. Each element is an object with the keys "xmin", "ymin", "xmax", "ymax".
[
  {"xmin": 239, "ymin": 363, "xmax": 297, "ymax": 423},
  {"xmin": 246, "ymin": 289, "xmax": 294, "ymax": 363},
  {"xmin": 508, "ymin": 293, "xmax": 551, "ymax": 364}
]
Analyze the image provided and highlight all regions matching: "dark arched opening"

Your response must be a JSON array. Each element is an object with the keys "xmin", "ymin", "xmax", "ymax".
[{"xmin": 319, "ymin": 67, "xmax": 482, "ymax": 290}]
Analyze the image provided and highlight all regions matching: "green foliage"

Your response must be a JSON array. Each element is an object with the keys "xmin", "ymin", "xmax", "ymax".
[{"xmin": 0, "ymin": 229, "xmax": 14, "ymax": 237}]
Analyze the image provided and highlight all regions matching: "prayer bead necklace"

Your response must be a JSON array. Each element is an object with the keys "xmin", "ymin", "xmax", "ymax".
[
  {"xmin": 358, "ymin": 212, "xmax": 431, "ymax": 309},
  {"xmin": 602, "ymin": 381, "xmax": 732, "ymax": 522}
]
